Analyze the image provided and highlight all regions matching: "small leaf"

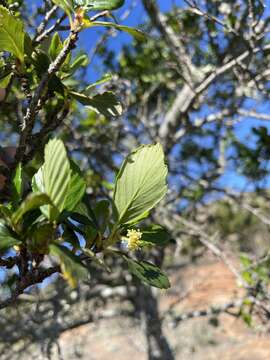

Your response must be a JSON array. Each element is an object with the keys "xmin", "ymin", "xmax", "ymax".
[
  {"xmin": 0, "ymin": 220, "xmax": 21, "ymax": 251},
  {"xmin": 52, "ymin": 0, "xmax": 74, "ymax": 15},
  {"xmin": 83, "ymin": 19, "xmax": 146, "ymax": 41},
  {"xmin": 11, "ymin": 163, "xmax": 23, "ymax": 204},
  {"xmin": 70, "ymin": 90, "xmax": 122, "ymax": 117},
  {"xmin": 86, "ymin": 73, "xmax": 113, "ymax": 91},
  {"xmin": 0, "ymin": 72, "xmax": 12, "ymax": 88},
  {"xmin": 69, "ymin": 53, "xmax": 88, "ymax": 73},
  {"xmin": 50, "ymin": 243, "xmax": 88, "ymax": 287},
  {"xmin": 83, "ymin": 248, "xmax": 111, "ymax": 272},
  {"xmin": 49, "ymin": 32, "xmax": 63, "ymax": 61},
  {"xmin": 75, "ymin": 0, "xmax": 125, "ymax": 11},
  {"xmin": 113, "ymin": 144, "xmax": 168, "ymax": 225},
  {"xmin": 123, "ymin": 256, "xmax": 170, "ymax": 289},
  {"xmin": 62, "ymin": 226, "xmax": 81, "ymax": 250},
  {"xmin": 12, "ymin": 193, "xmax": 52, "ymax": 225},
  {"xmin": 0, "ymin": 6, "xmax": 25, "ymax": 62}
]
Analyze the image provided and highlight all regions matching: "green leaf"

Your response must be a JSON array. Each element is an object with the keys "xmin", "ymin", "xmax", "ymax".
[
  {"xmin": 113, "ymin": 144, "xmax": 168, "ymax": 225},
  {"xmin": 28, "ymin": 222, "xmax": 54, "ymax": 254},
  {"xmin": 69, "ymin": 53, "xmax": 88, "ymax": 73},
  {"xmin": 0, "ymin": 72, "xmax": 12, "ymax": 88},
  {"xmin": 75, "ymin": 0, "xmax": 125, "ymax": 11},
  {"xmin": 70, "ymin": 90, "xmax": 122, "ymax": 117},
  {"xmin": 11, "ymin": 163, "xmax": 23, "ymax": 204},
  {"xmin": 64, "ymin": 161, "xmax": 86, "ymax": 212},
  {"xmin": 0, "ymin": 204, "xmax": 12, "ymax": 224},
  {"xmin": 140, "ymin": 225, "xmax": 171, "ymax": 247},
  {"xmin": 62, "ymin": 226, "xmax": 81, "ymax": 250},
  {"xmin": 12, "ymin": 193, "xmax": 53, "ymax": 225},
  {"xmin": 86, "ymin": 73, "xmax": 113, "ymax": 91},
  {"xmin": 52, "ymin": 0, "xmax": 74, "ymax": 16},
  {"xmin": 84, "ymin": 20, "xmax": 146, "ymax": 41},
  {"xmin": 94, "ymin": 199, "xmax": 110, "ymax": 234},
  {"xmin": 49, "ymin": 32, "xmax": 63, "ymax": 61},
  {"xmin": 0, "ymin": 6, "xmax": 25, "ymax": 62},
  {"xmin": 50, "ymin": 243, "xmax": 88, "ymax": 288},
  {"xmin": 0, "ymin": 220, "xmax": 21, "ymax": 251},
  {"xmin": 123, "ymin": 256, "xmax": 170, "ymax": 289},
  {"xmin": 35, "ymin": 139, "xmax": 71, "ymax": 221}
]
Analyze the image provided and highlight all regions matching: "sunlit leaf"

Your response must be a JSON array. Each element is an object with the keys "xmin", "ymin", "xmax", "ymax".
[
  {"xmin": 113, "ymin": 144, "xmax": 168, "ymax": 225},
  {"xmin": 0, "ymin": 6, "xmax": 25, "ymax": 62},
  {"xmin": 83, "ymin": 20, "xmax": 146, "ymax": 41},
  {"xmin": 75, "ymin": 0, "xmax": 125, "ymax": 11},
  {"xmin": 32, "ymin": 139, "xmax": 71, "ymax": 221},
  {"xmin": 64, "ymin": 161, "xmax": 86, "ymax": 212}
]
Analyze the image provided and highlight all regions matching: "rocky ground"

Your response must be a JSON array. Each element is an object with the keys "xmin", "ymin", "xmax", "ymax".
[{"xmin": 37, "ymin": 254, "xmax": 270, "ymax": 360}]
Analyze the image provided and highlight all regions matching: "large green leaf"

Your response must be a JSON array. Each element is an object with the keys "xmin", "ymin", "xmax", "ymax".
[
  {"xmin": 50, "ymin": 243, "xmax": 88, "ymax": 287},
  {"xmin": 75, "ymin": 0, "xmax": 125, "ymax": 11},
  {"xmin": 113, "ymin": 144, "xmax": 168, "ymax": 225},
  {"xmin": 0, "ymin": 220, "xmax": 21, "ymax": 251},
  {"xmin": 70, "ymin": 91, "xmax": 122, "ymax": 117},
  {"xmin": 43, "ymin": 138, "xmax": 71, "ymax": 218},
  {"xmin": 64, "ymin": 161, "xmax": 86, "ymax": 211},
  {"xmin": 123, "ymin": 256, "xmax": 170, "ymax": 289},
  {"xmin": 0, "ymin": 6, "xmax": 25, "ymax": 63},
  {"xmin": 33, "ymin": 139, "xmax": 71, "ymax": 221},
  {"xmin": 12, "ymin": 193, "xmax": 53, "ymax": 225}
]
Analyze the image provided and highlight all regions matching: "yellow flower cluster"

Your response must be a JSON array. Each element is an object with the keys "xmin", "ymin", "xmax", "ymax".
[{"xmin": 126, "ymin": 229, "xmax": 142, "ymax": 251}]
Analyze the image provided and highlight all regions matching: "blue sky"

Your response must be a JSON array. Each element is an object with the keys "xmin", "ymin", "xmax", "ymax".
[{"xmin": 24, "ymin": 0, "xmax": 270, "ymax": 192}]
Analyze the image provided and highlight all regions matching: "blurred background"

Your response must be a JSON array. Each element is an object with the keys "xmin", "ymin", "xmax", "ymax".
[{"xmin": 2, "ymin": 0, "xmax": 270, "ymax": 359}]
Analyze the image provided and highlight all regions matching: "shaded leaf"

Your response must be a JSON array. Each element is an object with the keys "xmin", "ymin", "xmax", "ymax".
[
  {"xmin": 70, "ymin": 90, "xmax": 122, "ymax": 117},
  {"xmin": 50, "ymin": 243, "xmax": 88, "ymax": 287},
  {"xmin": 0, "ymin": 220, "xmax": 21, "ymax": 251},
  {"xmin": 140, "ymin": 225, "xmax": 171, "ymax": 247},
  {"xmin": 94, "ymin": 199, "xmax": 110, "ymax": 234},
  {"xmin": 12, "ymin": 193, "xmax": 52, "ymax": 225},
  {"xmin": 123, "ymin": 256, "xmax": 170, "ymax": 289}
]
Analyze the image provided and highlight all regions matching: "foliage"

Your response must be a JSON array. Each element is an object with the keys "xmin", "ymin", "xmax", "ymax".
[
  {"xmin": 1, "ymin": 0, "xmax": 270, "ymax": 356},
  {"xmin": 0, "ymin": 0, "xmax": 172, "ymax": 309}
]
